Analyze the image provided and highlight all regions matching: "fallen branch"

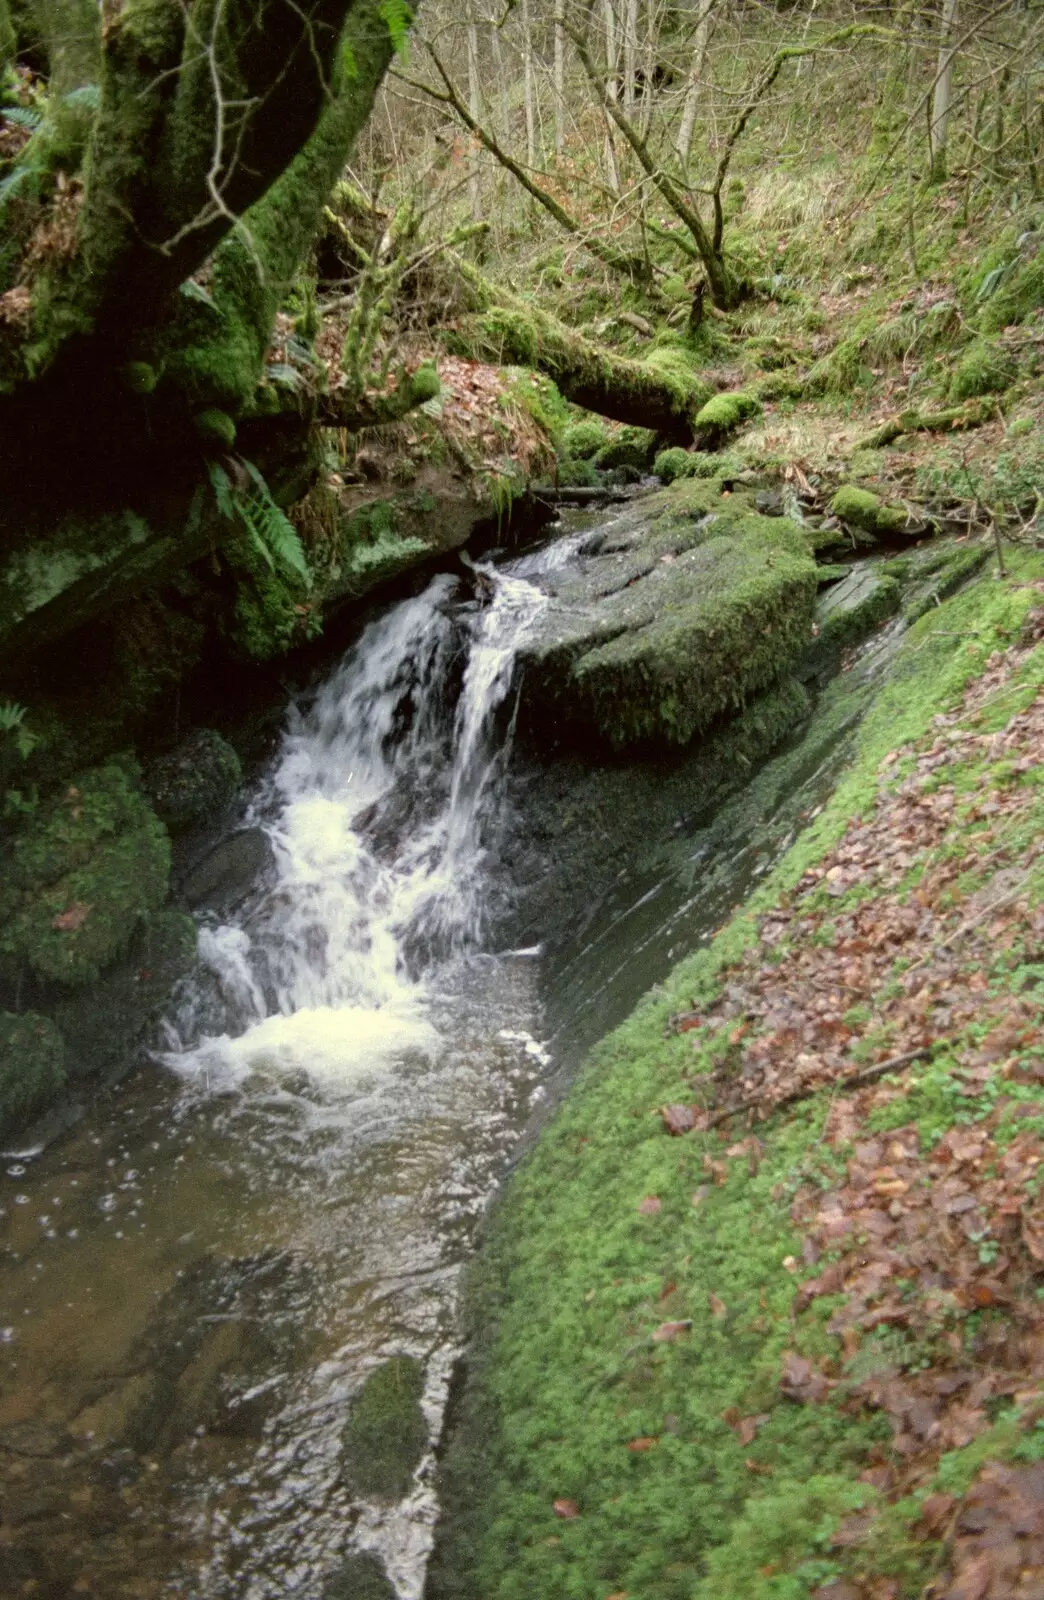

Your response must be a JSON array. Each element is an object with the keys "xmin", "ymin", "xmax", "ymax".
[{"xmin": 699, "ymin": 1037, "xmax": 955, "ymax": 1131}]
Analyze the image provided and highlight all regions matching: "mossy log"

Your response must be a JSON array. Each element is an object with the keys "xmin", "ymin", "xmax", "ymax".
[
  {"xmin": 853, "ymin": 400, "xmax": 991, "ymax": 453},
  {"xmin": 448, "ymin": 263, "xmax": 709, "ymax": 438}
]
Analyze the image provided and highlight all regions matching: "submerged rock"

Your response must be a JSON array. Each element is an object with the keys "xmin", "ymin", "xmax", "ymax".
[
  {"xmin": 323, "ymin": 1551, "xmax": 398, "ymax": 1600},
  {"xmin": 518, "ymin": 477, "xmax": 818, "ymax": 748},
  {"xmin": 341, "ymin": 1354, "xmax": 428, "ymax": 1502},
  {"xmin": 179, "ymin": 827, "xmax": 276, "ymax": 912}
]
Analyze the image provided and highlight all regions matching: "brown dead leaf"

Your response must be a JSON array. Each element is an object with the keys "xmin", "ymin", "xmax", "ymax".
[
  {"xmin": 52, "ymin": 902, "xmax": 91, "ymax": 932},
  {"xmin": 626, "ymin": 1436, "xmax": 658, "ymax": 1452},
  {"xmin": 552, "ymin": 1498, "xmax": 580, "ymax": 1519},
  {"xmin": 651, "ymin": 1320, "xmax": 692, "ymax": 1343},
  {"xmin": 637, "ymin": 1195, "xmax": 662, "ymax": 1215}
]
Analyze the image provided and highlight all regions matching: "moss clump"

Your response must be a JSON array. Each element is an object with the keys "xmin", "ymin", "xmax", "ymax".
[
  {"xmin": 557, "ymin": 456, "xmax": 600, "ymax": 488},
  {"xmin": 0, "ymin": 762, "xmax": 171, "ymax": 988},
  {"xmin": 948, "ymin": 338, "xmax": 1017, "ymax": 402},
  {"xmin": 594, "ymin": 425, "xmax": 657, "ymax": 472},
  {"xmin": 341, "ymin": 1355, "xmax": 428, "ymax": 1502},
  {"xmin": 117, "ymin": 361, "xmax": 159, "ymax": 396},
  {"xmin": 830, "ymin": 485, "xmax": 911, "ymax": 539},
  {"xmin": 693, "ymin": 390, "xmax": 761, "ymax": 445},
  {"xmin": 562, "ymin": 418, "xmax": 609, "ymax": 460},
  {"xmin": 145, "ymin": 729, "xmax": 241, "ymax": 832},
  {"xmin": 652, "ymin": 446, "xmax": 696, "ymax": 484},
  {"xmin": 803, "ymin": 336, "xmax": 870, "ymax": 395},
  {"xmin": 194, "ymin": 408, "xmax": 238, "ymax": 450},
  {"xmin": 0, "ymin": 1011, "xmax": 65, "ymax": 1140}
]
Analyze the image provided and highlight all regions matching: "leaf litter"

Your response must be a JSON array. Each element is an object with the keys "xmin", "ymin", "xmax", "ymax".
[{"xmin": 654, "ymin": 615, "xmax": 1044, "ymax": 1595}]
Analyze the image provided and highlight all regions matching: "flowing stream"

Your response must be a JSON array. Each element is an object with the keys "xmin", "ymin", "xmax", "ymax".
[{"xmin": 0, "ymin": 521, "xmax": 901, "ymax": 1599}]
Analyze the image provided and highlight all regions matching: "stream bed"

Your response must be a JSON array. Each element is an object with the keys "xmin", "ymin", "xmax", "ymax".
[{"xmin": 0, "ymin": 515, "xmax": 902, "ymax": 1599}]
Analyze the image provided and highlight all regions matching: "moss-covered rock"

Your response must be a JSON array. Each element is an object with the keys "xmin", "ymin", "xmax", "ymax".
[
  {"xmin": 0, "ymin": 761, "xmax": 171, "ymax": 988},
  {"xmin": 830, "ymin": 485, "xmax": 913, "ymax": 540},
  {"xmin": 519, "ymin": 478, "xmax": 819, "ymax": 748},
  {"xmin": 652, "ymin": 446, "xmax": 696, "ymax": 485},
  {"xmin": 693, "ymin": 391, "xmax": 761, "ymax": 446},
  {"xmin": 948, "ymin": 338, "xmax": 1017, "ymax": 402},
  {"xmin": 594, "ymin": 425, "xmax": 657, "ymax": 473},
  {"xmin": 802, "ymin": 564, "xmax": 902, "ymax": 677},
  {"xmin": 562, "ymin": 418, "xmax": 610, "ymax": 461},
  {"xmin": 341, "ymin": 1355, "xmax": 428, "ymax": 1502},
  {"xmin": 0, "ymin": 1010, "xmax": 65, "ymax": 1140},
  {"xmin": 978, "ymin": 235, "xmax": 1044, "ymax": 331},
  {"xmin": 145, "ymin": 728, "xmax": 242, "ymax": 832}
]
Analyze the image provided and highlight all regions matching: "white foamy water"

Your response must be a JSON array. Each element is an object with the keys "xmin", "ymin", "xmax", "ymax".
[{"xmin": 164, "ymin": 568, "xmax": 547, "ymax": 1095}]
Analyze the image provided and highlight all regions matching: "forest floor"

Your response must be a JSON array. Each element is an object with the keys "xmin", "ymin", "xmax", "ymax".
[{"xmin": 432, "ymin": 551, "xmax": 1044, "ymax": 1600}]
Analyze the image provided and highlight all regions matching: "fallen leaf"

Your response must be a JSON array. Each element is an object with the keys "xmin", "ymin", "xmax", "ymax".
[
  {"xmin": 52, "ymin": 902, "xmax": 91, "ymax": 932},
  {"xmin": 626, "ymin": 1436, "xmax": 658, "ymax": 1452},
  {"xmin": 652, "ymin": 1319, "xmax": 692, "ymax": 1343},
  {"xmin": 552, "ymin": 1498, "xmax": 579, "ymax": 1519},
  {"xmin": 637, "ymin": 1195, "xmax": 662, "ymax": 1215},
  {"xmin": 709, "ymin": 1293, "xmax": 727, "ymax": 1319}
]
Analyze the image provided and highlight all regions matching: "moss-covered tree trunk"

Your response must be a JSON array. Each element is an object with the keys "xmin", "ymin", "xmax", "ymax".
[
  {"xmin": 448, "ymin": 260, "xmax": 710, "ymax": 438},
  {"xmin": 0, "ymin": 0, "xmax": 409, "ymax": 659}
]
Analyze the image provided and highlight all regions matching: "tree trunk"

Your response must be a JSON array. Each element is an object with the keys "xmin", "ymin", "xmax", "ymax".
[
  {"xmin": 522, "ymin": 0, "xmax": 537, "ymax": 168},
  {"xmin": 467, "ymin": 2, "xmax": 483, "ymax": 221},
  {"xmin": 553, "ymin": 0, "xmax": 566, "ymax": 158},
  {"xmin": 675, "ymin": 0, "xmax": 715, "ymax": 169},
  {"xmin": 929, "ymin": 0, "xmax": 959, "ymax": 183}
]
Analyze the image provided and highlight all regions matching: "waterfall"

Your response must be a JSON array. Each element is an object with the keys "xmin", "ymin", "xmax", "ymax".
[{"xmin": 162, "ymin": 566, "xmax": 548, "ymax": 1092}]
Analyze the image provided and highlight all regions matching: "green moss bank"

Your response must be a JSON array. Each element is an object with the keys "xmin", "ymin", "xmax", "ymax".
[{"xmin": 429, "ymin": 552, "xmax": 1044, "ymax": 1600}]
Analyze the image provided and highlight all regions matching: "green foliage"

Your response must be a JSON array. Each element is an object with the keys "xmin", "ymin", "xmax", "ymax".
[
  {"xmin": 209, "ymin": 461, "xmax": 311, "ymax": 587},
  {"xmin": 692, "ymin": 1477, "xmax": 874, "ymax": 1599}
]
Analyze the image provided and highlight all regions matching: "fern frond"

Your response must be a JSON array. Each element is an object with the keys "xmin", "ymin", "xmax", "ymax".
[
  {"xmin": 240, "ymin": 462, "xmax": 311, "ymax": 585},
  {"xmin": 2, "ymin": 107, "xmax": 42, "ymax": 130}
]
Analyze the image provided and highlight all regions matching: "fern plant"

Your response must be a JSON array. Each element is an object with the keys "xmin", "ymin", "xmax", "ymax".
[{"xmin": 208, "ymin": 461, "xmax": 311, "ymax": 586}]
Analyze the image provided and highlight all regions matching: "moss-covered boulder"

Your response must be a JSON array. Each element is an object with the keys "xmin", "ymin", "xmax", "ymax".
[
  {"xmin": 594, "ymin": 425, "xmax": 658, "ymax": 473},
  {"xmin": 519, "ymin": 477, "xmax": 819, "ymax": 748},
  {"xmin": 830, "ymin": 485, "xmax": 915, "ymax": 540},
  {"xmin": 693, "ymin": 391, "xmax": 761, "ymax": 447},
  {"xmin": 341, "ymin": 1355, "xmax": 428, "ymax": 1503},
  {"xmin": 948, "ymin": 338, "xmax": 1017, "ymax": 402},
  {"xmin": 145, "ymin": 728, "xmax": 242, "ymax": 832},
  {"xmin": 0, "ymin": 1011, "xmax": 66, "ymax": 1141},
  {"xmin": 0, "ymin": 761, "xmax": 171, "ymax": 988}
]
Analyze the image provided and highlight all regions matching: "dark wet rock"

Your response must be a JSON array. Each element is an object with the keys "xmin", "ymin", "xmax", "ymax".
[
  {"xmin": 146, "ymin": 728, "xmax": 242, "ymax": 833},
  {"xmin": 0, "ymin": 1420, "xmax": 72, "ymax": 1458},
  {"xmin": 89, "ymin": 1449, "xmax": 143, "ymax": 1488},
  {"xmin": 886, "ymin": 540, "xmax": 991, "ymax": 623},
  {"xmin": 800, "ymin": 563, "xmax": 902, "ymax": 681},
  {"xmin": 341, "ymin": 1355, "xmax": 428, "ymax": 1503},
  {"xmin": 50, "ymin": 907, "xmax": 197, "ymax": 1084},
  {"xmin": 179, "ymin": 827, "xmax": 275, "ymax": 913},
  {"xmin": 517, "ymin": 476, "xmax": 818, "ymax": 748},
  {"xmin": 755, "ymin": 489, "xmax": 785, "ymax": 516},
  {"xmin": 0, "ymin": 1012, "xmax": 65, "ymax": 1143},
  {"xmin": 323, "ymin": 1551, "xmax": 398, "ymax": 1600},
  {"xmin": 122, "ymin": 1251, "xmax": 299, "ymax": 1455}
]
